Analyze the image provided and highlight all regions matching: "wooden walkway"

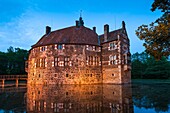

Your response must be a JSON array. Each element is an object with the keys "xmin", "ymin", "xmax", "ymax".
[{"xmin": 0, "ymin": 75, "xmax": 27, "ymax": 87}]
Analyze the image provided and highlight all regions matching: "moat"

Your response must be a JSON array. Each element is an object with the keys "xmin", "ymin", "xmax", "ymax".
[{"xmin": 0, "ymin": 83, "xmax": 170, "ymax": 113}]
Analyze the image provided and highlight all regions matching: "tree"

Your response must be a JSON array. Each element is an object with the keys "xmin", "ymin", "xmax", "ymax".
[
  {"xmin": 136, "ymin": 0, "xmax": 170, "ymax": 60},
  {"xmin": 131, "ymin": 52, "xmax": 170, "ymax": 79},
  {"xmin": 0, "ymin": 46, "xmax": 28, "ymax": 75}
]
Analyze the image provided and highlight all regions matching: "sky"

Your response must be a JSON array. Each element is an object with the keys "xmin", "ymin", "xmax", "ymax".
[{"xmin": 0, "ymin": 0, "xmax": 162, "ymax": 53}]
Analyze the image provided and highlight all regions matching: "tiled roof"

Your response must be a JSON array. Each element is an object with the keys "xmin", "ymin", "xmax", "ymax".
[
  {"xmin": 99, "ymin": 29, "xmax": 122, "ymax": 44},
  {"xmin": 32, "ymin": 26, "xmax": 99, "ymax": 47}
]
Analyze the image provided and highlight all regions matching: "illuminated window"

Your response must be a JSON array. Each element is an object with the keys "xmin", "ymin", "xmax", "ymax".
[
  {"xmin": 64, "ymin": 57, "xmax": 70, "ymax": 66},
  {"xmin": 55, "ymin": 56, "xmax": 72, "ymax": 67},
  {"xmin": 86, "ymin": 45, "xmax": 89, "ymax": 50},
  {"xmin": 62, "ymin": 44, "xmax": 65, "ymax": 49},
  {"xmin": 52, "ymin": 61, "xmax": 54, "ymax": 67},
  {"xmin": 58, "ymin": 61, "xmax": 64, "ymax": 66},
  {"xmin": 41, "ymin": 58, "xmax": 46, "ymax": 67},
  {"xmin": 69, "ymin": 61, "xmax": 72, "ymax": 66},
  {"xmin": 40, "ymin": 46, "xmax": 46, "ymax": 52},
  {"xmin": 36, "ymin": 59, "xmax": 40, "ymax": 67},
  {"xmin": 99, "ymin": 47, "xmax": 101, "ymax": 52},
  {"xmin": 92, "ymin": 46, "xmax": 96, "ymax": 51},
  {"xmin": 55, "ymin": 44, "xmax": 57, "ymax": 49},
  {"xmin": 54, "ymin": 57, "xmax": 59, "ymax": 66},
  {"xmin": 109, "ymin": 55, "xmax": 117, "ymax": 65}
]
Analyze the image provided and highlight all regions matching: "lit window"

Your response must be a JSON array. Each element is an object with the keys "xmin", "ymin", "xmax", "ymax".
[
  {"xmin": 69, "ymin": 61, "xmax": 72, "ymax": 66},
  {"xmin": 55, "ymin": 44, "xmax": 57, "ymax": 50},
  {"xmin": 109, "ymin": 55, "xmax": 117, "ymax": 65},
  {"xmin": 62, "ymin": 44, "xmax": 65, "ymax": 49},
  {"xmin": 54, "ymin": 57, "xmax": 59, "ymax": 66},
  {"xmin": 40, "ymin": 46, "xmax": 46, "ymax": 52},
  {"xmin": 99, "ymin": 47, "xmax": 101, "ymax": 52},
  {"xmin": 86, "ymin": 45, "xmax": 89, "ymax": 50},
  {"xmin": 64, "ymin": 57, "xmax": 70, "ymax": 66},
  {"xmin": 52, "ymin": 61, "xmax": 54, "ymax": 67},
  {"xmin": 92, "ymin": 46, "xmax": 96, "ymax": 51},
  {"xmin": 58, "ymin": 61, "xmax": 64, "ymax": 66},
  {"xmin": 45, "ymin": 59, "xmax": 47, "ymax": 67}
]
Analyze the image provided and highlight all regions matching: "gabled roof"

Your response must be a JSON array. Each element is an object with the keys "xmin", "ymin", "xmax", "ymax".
[
  {"xmin": 99, "ymin": 29, "xmax": 122, "ymax": 44},
  {"xmin": 32, "ymin": 26, "xmax": 99, "ymax": 48}
]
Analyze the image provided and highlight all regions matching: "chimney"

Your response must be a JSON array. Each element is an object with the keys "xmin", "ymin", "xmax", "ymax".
[
  {"xmin": 122, "ymin": 21, "xmax": 126, "ymax": 29},
  {"xmin": 93, "ymin": 27, "xmax": 96, "ymax": 32},
  {"xmin": 76, "ymin": 20, "xmax": 79, "ymax": 27},
  {"xmin": 46, "ymin": 26, "xmax": 51, "ymax": 34},
  {"xmin": 104, "ymin": 24, "xmax": 109, "ymax": 42}
]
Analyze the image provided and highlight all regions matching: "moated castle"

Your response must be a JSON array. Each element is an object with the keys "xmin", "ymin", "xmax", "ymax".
[{"xmin": 26, "ymin": 17, "xmax": 131, "ymax": 84}]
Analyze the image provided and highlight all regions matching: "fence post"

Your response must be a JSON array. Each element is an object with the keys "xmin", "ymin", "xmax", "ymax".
[
  {"xmin": 16, "ymin": 78, "xmax": 18, "ymax": 87},
  {"xmin": 2, "ymin": 79, "xmax": 5, "ymax": 88}
]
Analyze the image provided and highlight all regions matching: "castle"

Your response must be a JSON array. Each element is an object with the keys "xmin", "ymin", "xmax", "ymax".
[{"xmin": 26, "ymin": 17, "xmax": 131, "ymax": 84}]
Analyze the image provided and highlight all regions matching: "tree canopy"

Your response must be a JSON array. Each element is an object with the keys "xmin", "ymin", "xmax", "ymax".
[
  {"xmin": 0, "ymin": 46, "xmax": 28, "ymax": 75},
  {"xmin": 136, "ymin": 0, "xmax": 170, "ymax": 60},
  {"xmin": 131, "ymin": 52, "xmax": 170, "ymax": 79}
]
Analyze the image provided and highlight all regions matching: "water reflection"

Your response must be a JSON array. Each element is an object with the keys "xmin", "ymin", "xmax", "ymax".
[
  {"xmin": 132, "ymin": 83, "xmax": 170, "ymax": 113},
  {"xmin": 27, "ymin": 84, "xmax": 133, "ymax": 113}
]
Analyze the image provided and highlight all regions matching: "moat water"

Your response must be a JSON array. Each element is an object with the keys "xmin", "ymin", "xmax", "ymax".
[{"xmin": 0, "ymin": 83, "xmax": 170, "ymax": 113}]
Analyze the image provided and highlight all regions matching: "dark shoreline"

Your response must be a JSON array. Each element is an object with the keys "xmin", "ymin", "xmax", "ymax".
[{"xmin": 132, "ymin": 79, "xmax": 170, "ymax": 84}]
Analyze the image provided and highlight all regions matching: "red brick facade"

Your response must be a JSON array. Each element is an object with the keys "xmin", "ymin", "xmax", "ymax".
[{"xmin": 26, "ymin": 17, "xmax": 131, "ymax": 84}]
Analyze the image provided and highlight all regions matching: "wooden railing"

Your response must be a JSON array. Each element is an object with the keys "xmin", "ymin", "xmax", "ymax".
[
  {"xmin": 0, "ymin": 75, "xmax": 27, "ymax": 80},
  {"xmin": 0, "ymin": 75, "xmax": 27, "ymax": 87}
]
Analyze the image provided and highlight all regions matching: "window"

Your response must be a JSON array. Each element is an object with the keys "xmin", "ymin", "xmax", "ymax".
[
  {"xmin": 108, "ymin": 42, "xmax": 118, "ymax": 50},
  {"xmin": 55, "ymin": 56, "xmax": 71, "ymax": 67},
  {"xmin": 66, "ymin": 74, "xmax": 68, "ymax": 77},
  {"xmin": 58, "ymin": 61, "xmax": 64, "ymax": 66},
  {"xmin": 41, "ymin": 58, "xmax": 46, "ymax": 67},
  {"xmin": 58, "ymin": 44, "xmax": 62, "ymax": 50},
  {"xmin": 92, "ymin": 46, "xmax": 96, "ymax": 51},
  {"xmin": 123, "ymin": 55, "xmax": 126, "ymax": 64},
  {"xmin": 87, "ymin": 56, "xmax": 100, "ymax": 66},
  {"xmin": 36, "ymin": 59, "xmax": 40, "ymax": 67},
  {"xmin": 64, "ymin": 57, "xmax": 70, "ymax": 66},
  {"xmin": 55, "ymin": 44, "xmax": 57, "ymax": 49},
  {"xmin": 54, "ymin": 57, "xmax": 59, "ymax": 66},
  {"xmin": 109, "ymin": 42, "xmax": 115, "ymax": 50},
  {"xmin": 109, "ymin": 55, "xmax": 117, "ymax": 65},
  {"xmin": 40, "ymin": 46, "xmax": 46, "ymax": 52},
  {"xmin": 86, "ymin": 45, "xmax": 89, "ymax": 50}
]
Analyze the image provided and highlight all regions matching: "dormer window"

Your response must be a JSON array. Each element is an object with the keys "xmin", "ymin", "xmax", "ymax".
[{"xmin": 58, "ymin": 44, "xmax": 62, "ymax": 50}]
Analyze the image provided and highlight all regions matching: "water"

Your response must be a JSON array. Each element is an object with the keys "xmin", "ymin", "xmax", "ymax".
[{"xmin": 0, "ymin": 83, "xmax": 170, "ymax": 113}]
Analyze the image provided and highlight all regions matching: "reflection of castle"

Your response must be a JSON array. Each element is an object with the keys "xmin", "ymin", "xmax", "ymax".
[
  {"xmin": 27, "ymin": 85, "xmax": 133, "ymax": 113},
  {"xmin": 26, "ymin": 17, "xmax": 131, "ymax": 84}
]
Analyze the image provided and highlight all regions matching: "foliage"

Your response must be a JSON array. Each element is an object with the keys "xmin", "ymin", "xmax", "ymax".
[
  {"xmin": 131, "ymin": 52, "xmax": 170, "ymax": 79},
  {"xmin": 132, "ymin": 83, "xmax": 170, "ymax": 112},
  {"xmin": 136, "ymin": 0, "xmax": 170, "ymax": 60},
  {"xmin": 0, "ymin": 46, "xmax": 28, "ymax": 75}
]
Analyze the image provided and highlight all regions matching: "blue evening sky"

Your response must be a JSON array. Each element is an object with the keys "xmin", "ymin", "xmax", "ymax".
[{"xmin": 0, "ymin": 0, "xmax": 162, "ymax": 53}]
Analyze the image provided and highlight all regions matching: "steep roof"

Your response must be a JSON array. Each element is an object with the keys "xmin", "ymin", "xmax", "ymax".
[
  {"xmin": 99, "ymin": 29, "xmax": 122, "ymax": 44},
  {"xmin": 32, "ymin": 26, "xmax": 99, "ymax": 48}
]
